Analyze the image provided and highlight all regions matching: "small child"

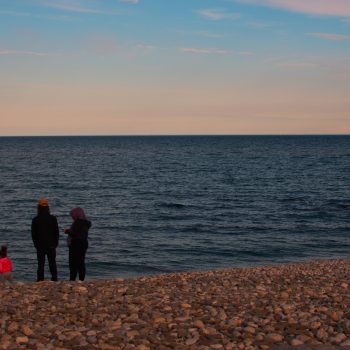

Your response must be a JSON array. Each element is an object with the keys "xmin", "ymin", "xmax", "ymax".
[{"xmin": 0, "ymin": 245, "xmax": 13, "ymax": 283}]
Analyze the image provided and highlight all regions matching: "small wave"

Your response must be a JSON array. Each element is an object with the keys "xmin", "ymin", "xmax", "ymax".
[
  {"xmin": 182, "ymin": 225, "xmax": 208, "ymax": 233},
  {"xmin": 280, "ymin": 196, "xmax": 307, "ymax": 203},
  {"xmin": 156, "ymin": 214, "xmax": 196, "ymax": 221},
  {"xmin": 155, "ymin": 201, "xmax": 187, "ymax": 209}
]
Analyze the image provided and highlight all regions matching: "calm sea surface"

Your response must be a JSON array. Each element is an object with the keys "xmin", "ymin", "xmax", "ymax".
[{"xmin": 0, "ymin": 135, "xmax": 349, "ymax": 281}]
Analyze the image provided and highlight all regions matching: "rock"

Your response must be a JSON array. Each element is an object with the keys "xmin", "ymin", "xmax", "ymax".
[
  {"xmin": 329, "ymin": 311, "xmax": 341, "ymax": 321},
  {"xmin": 316, "ymin": 328, "xmax": 327, "ymax": 340},
  {"xmin": 194, "ymin": 320, "xmax": 205, "ymax": 329},
  {"xmin": 244, "ymin": 326, "xmax": 256, "ymax": 334},
  {"xmin": 229, "ymin": 318, "xmax": 243, "ymax": 327},
  {"xmin": 280, "ymin": 292, "xmax": 289, "ymax": 300},
  {"xmin": 86, "ymin": 330, "xmax": 97, "ymax": 337},
  {"xmin": 296, "ymin": 335, "xmax": 311, "ymax": 342},
  {"xmin": 76, "ymin": 286, "xmax": 88, "ymax": 294},
  {"xmin": 290, "ymin": 338, "xmax": 304, "ymax": 346},
  {"xmin": 332, "ymin": 333, "xmax": 347, "ymax": 344},
  {"xmin": 185, "ymin": 336, "xmax": 199, "ymax": 345},
  {"xmin": 21, "ymin": 325, "xmax": 33, "ymax": 336},
  {"xmin": 7, "ymin": 322, "xmax": 18, "ymax": 333},
  {"xmin": 99, "ymin": 344, "xmax": 120, "ymax": 350},
  {"xmin": 136, "ymin": 346, "xmax": 150, "ymax": 350},
  {"xmin": 16, "ymin": 336, "xmax": 29, "ymax": 344},
  {"xmin": 126, "ymin": 330, "xmax": 139, "ymax": 339},
  {"xmin": 153, "ymin": 317, "xmax": 166, "ymax": 324},
  {"xmin": 219, "ymin": 310, "xmax": 227, "ymax": 321},
  {"xmin": 266, "ymin": 333, "xmax": 284, "ymax": 343},
  {"xmin": 309, "ymin": 321, "xmax": 321, "ymax": 329}
]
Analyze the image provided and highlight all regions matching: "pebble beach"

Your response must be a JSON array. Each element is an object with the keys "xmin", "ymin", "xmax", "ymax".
[{"xmin": 1, "ymin": 259, "xmax": 350, "ymax": 350}]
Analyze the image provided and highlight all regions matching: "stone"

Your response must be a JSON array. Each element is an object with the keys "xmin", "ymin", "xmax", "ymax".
[
  {"xmin": 20, "ymin": 324, "xmax": 33, "ymax": 337},
  {"xmin": 329, "ymin": 311, "xmax": 341, "ymax": 321},
  {"xmin": 280, "ymin": 292, "xmax": 289, "ymax": 300},
  {"xmin": 126, "ymin": 330, "xmax": 140, "ymax": 339},
  {"xmin": 194, "ymin": 320, "xmax": 205, "ymax": 329},
  {"xmin": 266, "ymin": 333, "xmax": 284, "ymax": 343},
  {"xmin": 316, "ymin": 328, "xmax": 327, "ymax": 340},
  {"xmin": 86, "ymin": 330, "xmax": 97, "ymax": 337},
  {"xmin": 290, "ymin": 338, "xmax": 304, "ymax": 346},
  {"xmin": 76, "ymin": 286, "xmax": 88, "ymax": 294},
  {"xmin": 16, "ymin": 336, "xmax": 29, "ymax": 344},
  {"xmin": 153, "ymin": 317, "xmax": 166, "ymax": 324},
  {"xmin": 185, "ymin": 337, "xmax": 199, "ymax": 346},
  {"xmin": 136, "ymin": 346, "xmax": 150, "ymax": 350},
  {"xmin": 244, "ymin": 326, "xmax": 256, "ymax": 334},
  {"xmin": 341, "ymin": 339, "xmax": 350, "ymax": 346},
  {"xmin": 333, "ymin": 333, "xmax": 347, "ymax": 344},
  {"xmin": 309, "ymin": 321, "xmax": 321, "ymax": 329}
]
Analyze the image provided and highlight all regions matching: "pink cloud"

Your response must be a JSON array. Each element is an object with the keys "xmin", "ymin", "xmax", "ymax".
[
  {"xmin": 239, "ymin": 0, "xmax": 350, "ymax": 17},
  {"xmin": 181, "ymin": 47, "xmax": 232, "ymax": 55},
  {"xmin": 278, "ymin": 61, "xmax": 318, "ymax": 68},
  {"xmin": 309, "ymin": 32, "xmax": 350, "ymax": 41},
  {"xmin": 119, "ymin": 0, "xmax": 139, "ymax": 3},
  {"xmin": 136, "ymin": 44, "xmax": 157, "ymax": 51},
  {"xmin": 197, "ymin": 8, "xmax": 240, "ymax": 21},
  {"xmin": 40, "ymin": 0, "xmax": 119, "ymax": 14},
  {"xmin": 0, "ymin": 49, "xmax": 58, "ymax": 56}
]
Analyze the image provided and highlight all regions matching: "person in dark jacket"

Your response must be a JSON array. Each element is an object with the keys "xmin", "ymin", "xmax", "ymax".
[
  {"xmin": 31, "ymin": 198, "xmax": 59, "ymax": 281},
  {"xmin": 64, "ymin": 207, "xmax": 91, "ymax": 281}
]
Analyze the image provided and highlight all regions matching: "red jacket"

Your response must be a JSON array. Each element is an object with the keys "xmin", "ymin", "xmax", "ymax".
[{"xmin": 0, "ymin": 257, "xmax": 13, "ymax": 273}]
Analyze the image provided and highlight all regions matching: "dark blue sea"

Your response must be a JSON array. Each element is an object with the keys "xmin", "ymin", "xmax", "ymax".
[{"xmin": 0, "ymin": 135, "xmax": 349, "ymax": 282}]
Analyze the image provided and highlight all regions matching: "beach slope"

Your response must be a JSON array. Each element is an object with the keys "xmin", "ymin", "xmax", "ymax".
[{"xmin": 1, "ymin": 259, "xmax": 350, "ymax": 350}]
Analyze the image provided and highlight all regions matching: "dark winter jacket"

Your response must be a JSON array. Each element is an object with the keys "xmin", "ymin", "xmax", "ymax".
[
  {"xmin": 67, "ymin": 219, "xmax": 91, "ymax": 246},
  {"xmin": 31, "ymin": 213, "xmax": 59, "ymax": 249}
]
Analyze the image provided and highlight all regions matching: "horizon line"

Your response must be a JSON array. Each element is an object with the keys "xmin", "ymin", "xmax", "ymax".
[{"xmin": 0, "ymin": 133, "xmax": 349, "ymax": 138}]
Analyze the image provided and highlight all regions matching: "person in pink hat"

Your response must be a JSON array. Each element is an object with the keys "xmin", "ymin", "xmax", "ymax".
[{"xmin": 64, "ymin": 207, "xmax": 91, "ymax": 281}]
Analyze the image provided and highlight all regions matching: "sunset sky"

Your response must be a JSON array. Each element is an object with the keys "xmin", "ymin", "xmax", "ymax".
[{"xmin": 1, "ymin": 0, "xmax": 350, "ymax": 135}]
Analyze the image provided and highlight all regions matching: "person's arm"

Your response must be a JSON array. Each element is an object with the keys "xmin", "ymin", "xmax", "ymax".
[
  {"xmin": 31, "ymin": 218, "xmax": 38, "ymax": 248},
  {"xmin": 53, "ymin": 216, "xmax": 59, "ymax": 247}
]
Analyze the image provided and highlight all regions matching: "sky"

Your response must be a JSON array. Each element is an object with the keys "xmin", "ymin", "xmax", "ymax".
[{"xmin": 0, "ymin": 0, "xmax": 350, "ymax": 136}]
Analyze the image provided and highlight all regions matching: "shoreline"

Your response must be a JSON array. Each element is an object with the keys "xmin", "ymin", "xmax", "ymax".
[{"xmin": 1, "ymin": 258, "xmax": 350, "ymax": 349}]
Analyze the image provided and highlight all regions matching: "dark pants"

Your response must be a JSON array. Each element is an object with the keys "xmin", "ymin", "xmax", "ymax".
[
  {"xmin": 69, "ymin": 241, "xmax": 87, "ymax": 281},
  {"xmin": 36, "ymin": 247, "xmax": 57, "ymax": 281}
]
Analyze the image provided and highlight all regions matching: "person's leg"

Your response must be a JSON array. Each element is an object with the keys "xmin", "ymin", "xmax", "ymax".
[
  {"xmin": 69, "ymin": 246, "xmax": 78, "ymax": 281},
  {"xmin": 47, "ymin": 248, "xmax": 58, "ymax": 281},
  {"xmin": 3, "ymin": 272, "xmax": 13, "ymax": 283},
  {"xmin": 36, "ymin": 248, "xmax": 45, "ymax": 281},
  {"xmin": 77, "ymin": 247, "xmax": 87, "ymax": 281}
]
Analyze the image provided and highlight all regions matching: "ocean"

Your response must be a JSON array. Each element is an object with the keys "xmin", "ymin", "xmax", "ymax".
[{"xmin": 0, "ymin": 135, "xmax": 349, "ymax": 282}]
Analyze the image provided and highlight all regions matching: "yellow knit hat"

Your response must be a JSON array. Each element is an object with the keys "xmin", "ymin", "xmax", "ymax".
[{"xmin": 38, "ymin": 198, "xmax": 49, "ymax": 207}]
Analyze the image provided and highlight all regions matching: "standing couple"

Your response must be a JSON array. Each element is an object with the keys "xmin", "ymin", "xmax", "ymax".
[{"xmin": 31, "ymin": 198, "xmax": 91, "ymax": 282}]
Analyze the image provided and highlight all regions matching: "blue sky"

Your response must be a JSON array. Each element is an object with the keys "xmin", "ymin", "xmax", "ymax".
[{"xmin": 1, "ymin": 0, "xmax": 350, "ymax": 135}]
